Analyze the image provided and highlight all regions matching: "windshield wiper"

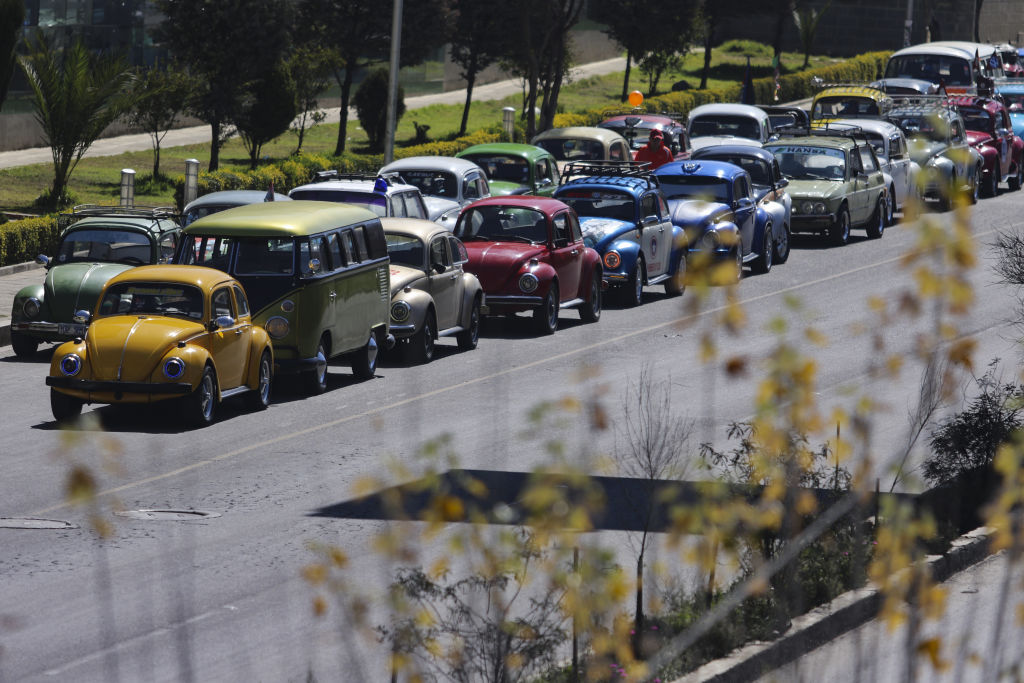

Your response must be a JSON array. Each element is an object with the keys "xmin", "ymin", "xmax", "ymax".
[{"xmin": 502, "ymin": 235, "xmax": 537, "ymax": 244}]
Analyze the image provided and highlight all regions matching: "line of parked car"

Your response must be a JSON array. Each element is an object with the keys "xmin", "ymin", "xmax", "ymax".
[{"xmin": 13, "ymin": 40, "xmax": 1021, "ymax": 427}]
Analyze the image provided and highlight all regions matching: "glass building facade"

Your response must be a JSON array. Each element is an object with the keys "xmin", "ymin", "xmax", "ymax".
[{"xmin": 22, "ymin": 0, "xmax": 165, "ymax": 66}]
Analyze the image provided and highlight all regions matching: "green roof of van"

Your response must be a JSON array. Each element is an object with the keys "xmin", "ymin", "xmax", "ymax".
[{"xmin": 183, "ymin": 200, "xmax": 378, "ymax": 237}]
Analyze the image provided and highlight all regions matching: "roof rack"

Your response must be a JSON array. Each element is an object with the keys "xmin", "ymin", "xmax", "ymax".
[
  {"xmin": 777, "ymin": 122, "xmax": 871, "ymax": 143},
  {"xmin": 558, "ymin": 161, "xmax": 659, "ymax": 189},
  {"xmin": 58, "ymin": 204, "xmax": 180, "ymax": 232},
  {"xmin": 888, "ymin": 93, "xmax": 957, "ymax": 109}
]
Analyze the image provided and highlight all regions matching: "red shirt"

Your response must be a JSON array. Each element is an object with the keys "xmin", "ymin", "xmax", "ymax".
[{"xmin": 635, "ymin": 143, "xmax": 674, "ymax": 170}]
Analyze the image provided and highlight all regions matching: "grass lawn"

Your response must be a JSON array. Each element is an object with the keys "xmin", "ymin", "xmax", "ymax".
[{"xmin": 0, "ymin": 45, "xmax": 837, "ymax": 215}]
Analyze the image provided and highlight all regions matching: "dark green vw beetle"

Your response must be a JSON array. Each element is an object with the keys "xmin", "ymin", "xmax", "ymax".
[
  {"xmin": 455, "ymin": 143, "xmax": 560, "ymax": 197},
  {"xmin": 10, "ymin": 205, "xmax": 181, "ymax": 358}
]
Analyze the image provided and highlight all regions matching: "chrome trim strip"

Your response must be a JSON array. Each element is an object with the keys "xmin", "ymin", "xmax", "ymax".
[
  {"xmin": 117, "ymin": 317, "xmax": 146, "ymax": 381},
  {"xmin": 73, "ymin": 263, "xmax": 101, "ymax": 316},
  {"xmin": 559, "ymin": 298, "xmax": 584, "ymax": 309}
]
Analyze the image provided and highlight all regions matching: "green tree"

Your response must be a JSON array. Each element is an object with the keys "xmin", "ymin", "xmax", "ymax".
[
  {"xmin": 153, "ymin": 0, "xmax": 293, "ymax": 171},
  {"xmin": 449, "ymin": 0, "xmax": 514, "ymax": 136},
  {"xmin": 793, "ymin": 1, "xmax": 831, "ymax": 69},
  {"xmin": 353, "ymin": 68, "xmax": 404, "ymax": 153},
  {"xmin": 234, "ymin": 60, "xmax": 297, "ymax": 169},
  {"xmin": 288, "ymin": 45, "xmax": 332, "ymax": 155},
  {"xmin": 126, "ymin": 62, "xmax": 192, "ymax": 178},
  {"xmin": 591, "ymin": 0, "xmax": 647, "ymax": 102},
  {"xmin": 0, "ymin": 0, "xmax": 24, "ymax": 113},
  {"xmin": 18, "ymin": 32, "xmax": 134, "ymax": 208}
]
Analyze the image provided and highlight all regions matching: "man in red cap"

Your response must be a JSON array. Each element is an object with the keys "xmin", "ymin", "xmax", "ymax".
[{"xmin": 635, "ymin": 129, "xmax": 674, "ymax": 170}]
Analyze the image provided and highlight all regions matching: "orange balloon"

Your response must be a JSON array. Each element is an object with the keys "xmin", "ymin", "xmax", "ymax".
[{"xmin": 628, "ymin": 90, "xmax": 643, "ymax": 107}]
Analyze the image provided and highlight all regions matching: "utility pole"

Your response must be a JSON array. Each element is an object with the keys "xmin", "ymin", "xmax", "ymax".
[
  {"xmin": 384, "ymin": 0, "xmax": 403, "ymax": 165},
  {"xmin": 903, "ymin": 0, "xmax": 914, "ymax": 47}
]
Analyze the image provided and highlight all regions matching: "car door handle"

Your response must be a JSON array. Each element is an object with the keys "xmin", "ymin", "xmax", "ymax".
[
  {"xmin": 570, "ymin": 249, "xmax": 579, "ymax": 255},
  {"xmin": 329, "ymin": 291, "xmax": 337, "ymax": 301},
  {"xmin": 234, "ymin": 328, "xmax": 243, "ymax": 335}
]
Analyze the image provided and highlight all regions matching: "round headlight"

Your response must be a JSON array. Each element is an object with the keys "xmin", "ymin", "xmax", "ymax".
[
  {"xmin": 59, "ymin": 354, "xmax": 81, "ymax": 377},
  {"xmin": 814, "ymin": 202, "xmax": 827, "ymax": 215},
  {"xmin": 265, "ymin": 316, "xmax": 290, "ymax": 339},
  {"xmin": 391, "ymin": 301, "xmax": 411, "ymax": 323},
  {"xmin": 23, "ymin": 298, "xmax": 40, "ymax": 319},
  {"xmin": 603, "ymin": 251, "xmax": 621, "ymax": 270},
  {"xmin": 163, "ymin": 357, "xmax": 185, "ymax": 380},
  {"xmin": 801, "ymin": 201, "xmax": 815, "ymax": 214},
  {"xmin": 280, "ymin": 299, "xmax": 295, "ymax": 313},
  {"xmin": 700, "ymin": 231, "xmax": 720, "ymax": 250},
  {"xmin": 519, "ymin": 273, "xmax": 539, "ymax": 293}
]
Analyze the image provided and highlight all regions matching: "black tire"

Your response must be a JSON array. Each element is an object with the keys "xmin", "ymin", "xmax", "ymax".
[
  {"xmin": 774, "ymin": 223, "xmax": 791, "ymax": 264},
  {"xmin": 1010, "ymin": 162, "xmax": 1023, "ymax": 192},
  {"xmin": 665, "ymin": 250, "xmax": 686, "ymax": 296},
  {"xmin": 622, "ymin": 259, "xmax": 644, "ymax": 307},
  {"xmin": 731, "ymin": 244, "xmax": 743, "ymax": 284},
  {"xmin": 866, "ymin": 197, "xmax": 885, "ymax": 239},
  {"xmin": 885, "ymin": 186, "xmax": 897, "ymax": 226},
  {"xmin": 579, "ymin": 272, "xmax": 601, "ymax": 323},
  {"xmin": 968, "ymin": 168, "xmax": 980, "ymax": 205},
  {"xmin": 11, "ymin": 332, "xmax": 39, "ymax": 359},
  {"xmin": 830, "ymin": 207, "xmax": 851, "ymax": 246},
  {"xmin": 303, "ymin": 337, "xmax": 329, "ymax": 394},
  {"xmin": 533, "ymin": 281, "xmax": 559, "ymax": 335},
  {"xmin": 244, "ymin": 351, "xmax": 272, "ymax": 411},
  {"xmin": 50, "ymin": 388, "xmax": 83, "ymax": 422},
  {"xmin": 457, "ymin": 297, "xmax": 481, "ymax": 350},
  {"xmin": 184, "ymin": 365, "xmax": 217, "ymax": 428},
  {"xmin": 982, "ymin": 170, "xmax": 998, "ymax": 198},
  {"xmin": 351, "ymin": 333, "xmax": 379, "ymax": 380},
  {"xmin": 751, "ymin": 225, "xmax": 773, "ymax": 275},
  {"xmin": 405, "ymin": 311, "xmax": 436, "ymax": 364}
]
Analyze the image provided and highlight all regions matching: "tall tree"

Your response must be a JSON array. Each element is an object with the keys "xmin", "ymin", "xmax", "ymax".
[
  {"xmin": 234, "ymin": 60, "xmax": 297, "ymax": 169},
  {"xmin": 126, "ymin": 62, "xmax": 192, "ymax": 178},
  {"xmin": 0, "ymin": 0, "xmax": 24, "ymax": 113},
  {"xmin": 19, "ymin": 32, "xmax": 134, "ymax": 208},
  {"xmin": 154, "ymin": 0, "xmax": 293, "ymax": 171},
  {"xmin": 353, "ymin": 67, "xmax": 405, "ymax": 152},
  {"xmin": 591, "ymin": 0, "xmax": 647, "ymax": 102},
  {"xmin": 449, "ymin": 0, "xmax": 513, "ymax": 136},
  {"xmin": 793, "ymin": 1, "xmax": 831, "ymax": 69},
  {"xmin": 298, "ymin": 0, "xmax": 452, "ymax": 156},
  {"xmin": 288, "ymin": 45, "xmax": 332, "ymax": 155}
]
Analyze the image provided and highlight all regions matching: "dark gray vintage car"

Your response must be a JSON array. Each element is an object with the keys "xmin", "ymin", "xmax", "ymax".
[{"xmin": 379, "ymin": 156, "xmax": 491, "ymax": 230}]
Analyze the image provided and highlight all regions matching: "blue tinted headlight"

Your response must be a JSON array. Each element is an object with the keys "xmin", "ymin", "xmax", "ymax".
[
  {"xmin": 59, "ymin": 354, "xmax": 82, "ymax": 376},
  {"xmin": 163, "ymin": 357, "xmax": 185, "ymax": 380}
]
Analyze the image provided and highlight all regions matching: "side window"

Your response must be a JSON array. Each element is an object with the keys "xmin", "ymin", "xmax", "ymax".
[
  {"xmin": 772, "ymin": 159, "xmax": 783, "ymax": 183},
  {"xmin": 406, "ymin": 193, "xmax": 427, "ymax": 220},
  {"xmin": 859, "ymin": 146, "xmax": 878, "ymax": 172},
  {"xmin": 448, "ymin": 236, "xmax": 469, "ymax": 264},
  {"xmin": 535, "ymin": 159, "xmax": 549, "ymax": 185},
  {"xmin": 552, "ymin": 213, "xmax": 571, "ymax": 246},
  {"xmin": 391, "ymin": 195, "xmax": 407, "ymax": 218},
  {"xmin": 733, "ymin": 177, "xmax": 750, "ymax": 200},
  {"xmin": 610, "ymin": 143, "xmax": 624, "ymax": 161},
  {"xmin": 464, "ymin": 174, "xmax": 480, "ymax": 200},
  {"xmin": 212, "ymin": 287, "xmax": 233, "ymax": 318},
  {"xmin": 568, "ymin": 212, "xmax": 583, "ymax": 242},
  {"xmin": 656, "ymin": 193, "xmax": 669, "ymax": 216},
  {"xmin": 550, "ymin": 161, "xmax": 561, "ymax": 185},
  {"xmin": 341, "ymin": 230, "xmax": 358, "ymax": 263},
  {"xmin": 429, "ymin": 237, "xmax": 450, "ymax": 268},
  {"xmin": 363, "ymin": 220, "xmax": 388, "ymax": 259},
  {"xmin": 232, "ymin": 285, "xmax": 249, "ymax": 317},
  {"xmin": 952, "ymin": 120, "xmax": 965, "ymax": 143},
  {"xmin": 158, "ymin": 231, "xmax": 178, "ymax": 263},
  {"xmin": 640, "ymin": 193, "xmax": 657, "ymax": 218},
  {"xmin": 327, "ymin": 233, "xmax": 345, "ymax": 268},
  {"xmin": 849, "ymin": 150, "xmax": 863, "ymax": 174},
  {"xmin": 352, "ymin": 226, "xmax": 369, "ymax": 261},
  {"xmin": 308, "ymin": 236, "xmax": 325, "ymax": 273},
  {"xmin": 478, "ymin": 177, "xmax": 490, "ymax": 197}
]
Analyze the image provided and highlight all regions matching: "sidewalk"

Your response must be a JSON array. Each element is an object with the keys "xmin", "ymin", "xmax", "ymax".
[{"xmin": 0, "ymin": 261, "xmax": 44, "ymax": 348}]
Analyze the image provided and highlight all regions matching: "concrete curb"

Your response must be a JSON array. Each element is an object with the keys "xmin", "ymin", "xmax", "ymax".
[{"xmin": 674, "ymin": 527, "xmax": 994, "ymax": 683}]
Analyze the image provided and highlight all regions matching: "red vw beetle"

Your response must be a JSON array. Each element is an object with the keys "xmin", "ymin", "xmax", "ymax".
[
  {"xmin": 453, "ymin": 196, "xmax": 602, "ymax": 335},
  {"xmin": 951, "ymin": 95, "xmax": 1024, "ymax": 196}
]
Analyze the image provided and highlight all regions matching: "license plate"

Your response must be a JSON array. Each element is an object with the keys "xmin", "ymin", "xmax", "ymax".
[{"xmin": 57, "ymin": 323, "xmax": 87, "ymax": 337}]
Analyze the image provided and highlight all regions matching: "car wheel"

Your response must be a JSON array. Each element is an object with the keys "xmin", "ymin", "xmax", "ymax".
[
  {"xmin": 303, "ymin": 337, "xmax": 329, "ymax": 394},
  {"xmin": 406, "ymin": 311, "xmax": 436, "ymax": 365},
  {"xmin": 622, "ymin": 260, "xmax": 644, "ymax": 307},
  {"xmin": 886, "ymin": 186, "xmax": 897, "ymax": 225},
  {"xmin": 11, "ymin": 332, "xmax": 39, "ymax": 359},
  {"xmin": 751, "ymin": 225, "xmax": 773, "ymax": 275},
  {"xmin": 1010, "ymin": 162, "xmax": 1024, "ymax": 192},
  {"xmin": 50, "ymin": 388, "xmax": 83, "ymax": 422},
  {"xmin": 665, "ymin": 250, "xmax": 686, "ymax": 296},
  {"xmin": 579, "ymin": 271, "xmax": 601, "ymax": 323},
  {"xmin": 184, "ymin": 365, "xmax": 217, "ymax": 428},
  {"xmin": 773, "ymin": 223, "xmax": 791, "ymax": 264},
  {"xmin": 456, "ymin": 297, "xmax": 481, "ymax": 350},
  {"xmin": 982, "ymin": 170, "xmax": 998, "ymax": 198},
  {"xmin": 968, "ymin": 167, "xmax": 981, "ymax": 205},
  {"xmin": 866, "ymin": 196, "xmax": 885, "ymax": 239},
  {"xmin": 830, "ymin": 207, "xmax": 851, "ymax": 246},
  {"xmin": 244, "ymin": 351, "xmax": 272, "ymax": 411},
  {"xmin": 533, "ymin": 281, "xmax": 559, "ymax": 335},
  {"xmin": 351, "ymin": 332, "xmax": 379, "ymax": 380}
]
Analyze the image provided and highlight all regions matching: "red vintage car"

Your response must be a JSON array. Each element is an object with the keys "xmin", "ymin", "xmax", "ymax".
[
  {"xmin": 453, "ymin": 196, "xmax": 602, "ymax": 335},
  {"xmin": 951, "ymin": 95, "xmax": 1024, "ymax": 196},
  {"xmin": 598, "ymin": 113, "xmax": 688, "ymax": 160}
]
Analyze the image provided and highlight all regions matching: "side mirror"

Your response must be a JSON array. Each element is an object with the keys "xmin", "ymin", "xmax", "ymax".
[
  {"xmin": 210, "ymin": 315, "xmax": 235, "ymax": 331},
  {"xmin": 777, "ymin": 177, "xmax": 790, "ymax": 189},
  {"xmin": 73, "ymin": 310, "xmax": 91, "ymax": 324},
  {"xmin": 36, "ymin": 254, "xmax": 50, "ymax": 267},
  {"xmin": 734, "ymin": 197, "xmax": 754, "ymax": 211},
  {"xmin": 642, "ymin": 215, "xmax": 660, "ymax": 227}
]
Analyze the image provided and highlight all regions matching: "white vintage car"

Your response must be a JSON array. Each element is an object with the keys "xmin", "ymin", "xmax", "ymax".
[
  {"xmin": 832, "ymin": 118, "xmax": 920, "ymax": 224},
  {"xmin": 686, "ymin": 103, "xmax": 775, "ymax": 151},
  {"xmin": 379, "ymin": 156, "xmax": 491, "ymax": 230}
]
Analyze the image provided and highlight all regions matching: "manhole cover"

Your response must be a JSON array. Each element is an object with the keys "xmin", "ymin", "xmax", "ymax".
[
  {"xmin": 114, "ymin": 509, "xmax": 221, "ymax": 521},
  {"xmin": 0, "ymin": 518, "xmax": 77, "ymax": 530}
]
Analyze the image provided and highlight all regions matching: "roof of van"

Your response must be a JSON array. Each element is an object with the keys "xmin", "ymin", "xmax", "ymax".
[
  {"xmin": 891, "ymin": 41, "xmax": 996, "ymax": 59},
  {"xmin": 184, "ymin": 200, "xmax": 379, "ymax": 237}
]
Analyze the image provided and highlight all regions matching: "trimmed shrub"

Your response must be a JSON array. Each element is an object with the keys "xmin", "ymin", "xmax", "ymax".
[{"xmin": 0, "ymin": 215, "xmax": 59, "ymax": 266}]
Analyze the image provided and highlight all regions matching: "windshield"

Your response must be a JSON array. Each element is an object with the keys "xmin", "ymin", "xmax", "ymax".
[
  {"xmin": 884, "ymin": 54, "xmax": 972, "ymax": 86},
  {"xmin": 812, "ymin": 96, "xmax": 880, "ymax": 119},
  {"xmin": 697, "ymin": 155, "xmax": 771, "ymax": 185},
  {"xmin": 689, "ymin": 115, "xmax": 761, "ymax": 140},
  {"xmin": 385, "ymin": 233, "xmax": 425, "ymax": 269},
  {"xmin": 1001, "ymin": 92, "xmax": 1024, "ymax": 110},
  {"xmin": 607, "ymin": 125, "xmax": 662, "ymax": 149},
  {"xmin": 557, "ymin": 189, "xmax": 635, "ymax": 221},
  {"xmin": 656, "ymin": 176, "xmax": 731, "ymax": 202},
  {"xmin": 769, "ymin": 145, "xmax": 847, "ymax": 180},
  {"xmin": 98, "ymin": 282, "xmax": 204, "ymax": 321},
  {"xmin": 57, "ymin": 228, "xmax": 152, "ymax": 265},
  {"xmin": 460, "ymin": 154, "xmax": 530, "ymax": 185},
  {"xmin": 184, "ymin": 205, "xmax": 235, "ymax": 226},
  {"xmin": 455, "ymin": 206, "xmax": 548, "ymax": 243},
  {"xmin": 534, "ymin": 138, "xmax": 604, "ymax": 161},
  {"xmin": 289, "ymin": 189, "xmax": 388, "ymax": 216},
  {"xmin": 959, "ymin": 107, "xmax": 992, "ymax": 131},
  {"xmin": 394, "ymin": 170, "xmax": 457, "ymax": 199},
  {"xmin": 864, "ymin": 133, "xmax": 887, "ymax": 160},
  {"xmin": 895, "ymin": 114, "xmax": 948, "ymax": 142}
]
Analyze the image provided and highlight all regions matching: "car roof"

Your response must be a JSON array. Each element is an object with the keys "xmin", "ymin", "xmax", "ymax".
[
  {"xmin": 555, "ymin": 174, "xmax": 650, "ymax": 197},
  {"xmin": 996, "ymin": 82, "xmax": 1024, "ymax": 93},
  {"xmin": 891, "ymin": 42, "xmax": 996, "ymax": 60},
  {"xmin": 106, "ymin": 264, "xmax": 235, "ymax": 292},
  {"xmin": 65, "ymin": 215, "xmax": 175, "ymax": 234},
  {"xmin": 457, "ymin": 143, "xmax": 552, "ymax": 160},
  {"xmin": 949, "ymin": 96, "xmax": 1005, "ymax": 114},
  {"xmin": 690, "ymin": 144, "xmax": 776, "ymax": 163},
  {"xmin": 380, "ymin": 216, "xmax": 447, "ymax": 241},
  {"xmin": 463, "ymin": 195, "xmax": 570, "ymax": 216},
  {"xmin": 183, "ymin": 190, "xmax": 292, "ymax": 213},
  {"xmin": 688, "ymin": 103, "xmax": 770, "ymax": 121},
  {"xmin": 766, "ymin": 135, "xmax": 856, "ymax": 150},
  {"xmin": 290, "ymin": 177, "xmax": 419, "ymax": 196},
  {"xmin": 184, "ymin": 200, "xmax": 379, "ymax": 237},
  {"xmin": 380, "ymin": 155, "xmax": 483, "ymax": 176},
  {"xmin": 531, "ymin": 126, "xmax": 628, "ymax": 144},
  {"xmin": 654, "ymin": 160, "xmax": 748, "ymax": 181},
  {"xmin": 827, "ymin": 118, "xmax": 903, "ymax": 136}
]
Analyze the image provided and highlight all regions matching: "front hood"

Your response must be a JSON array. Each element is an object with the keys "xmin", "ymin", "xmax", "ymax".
[
  {"xmin": 389, "ymin": 264, "xmax": 425, "ymax": 293},
  {"xmin": 488, "ymin": 180, "xmax": 533, "ymax": 196},
  {"xmin": 423, "ymin": 196, "xmax": 461, "ymax": 221},
  {"xmin": 908, "ymin": 139, "xmax": 948, "ymax": 165},
  {"xmin": 667, "ymin": 199, "xmax": 730, "ymax": 226},
  {"xmin": 579, "ymin": 217, "xmax": 634, "ymax": 246},
  {"xmin": 45, "ymin": 263, "xmax": 132, "ymax": 321},
  {"xmin": 783, "ymin": 179, "xmax": 842, "ymax": 200},
  {"xmin": 464, "ymin": 241, "xmax": 546, "ymax": 291},
  {"xmin": 966, "ymin": 130, "xmax": 993, "ymax": 147},
  {"xmin": 86, "ymin": 316, "xmax": 205, "ymax": 382}
]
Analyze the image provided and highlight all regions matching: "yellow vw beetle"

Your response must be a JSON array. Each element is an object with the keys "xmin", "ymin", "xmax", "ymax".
[{"xmin": 45, "ymin": 265, "xmax": 274, "ymax": 426}]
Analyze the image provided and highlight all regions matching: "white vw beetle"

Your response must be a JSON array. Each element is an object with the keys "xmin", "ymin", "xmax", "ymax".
[
  {"xmin": 379, "ymin": 156, "xmax": 492, "ymax": 230},
  {"xmin": 687, "ymin": 103, "xmax": 775, "ymax": 151}
]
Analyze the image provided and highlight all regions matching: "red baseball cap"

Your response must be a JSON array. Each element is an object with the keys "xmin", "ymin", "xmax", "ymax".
[{"xmin": 649, "ymin": 129, "xmax": 664, "ymax": 140}]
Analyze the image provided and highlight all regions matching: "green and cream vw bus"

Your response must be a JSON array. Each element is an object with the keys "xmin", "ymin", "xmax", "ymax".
[{"xmin": 176, "ymin": 201, "xmax": 392, "ymax": 393}]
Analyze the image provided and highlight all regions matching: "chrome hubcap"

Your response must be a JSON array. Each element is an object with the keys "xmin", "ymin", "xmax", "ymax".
[
  {"xmin": 200, "ymin": 374, "xmax": 213, "ymax": 419},
  {"xmin": 366, "ymin": 335, "xmax": 379, "ymax": 371},
  {"xmin": 258, "ymin": 359, "xmax": 270, "ymax": 402},
  {"xmin": 315, "ymin": 347, "xmax": 327, "ymax": 384}
]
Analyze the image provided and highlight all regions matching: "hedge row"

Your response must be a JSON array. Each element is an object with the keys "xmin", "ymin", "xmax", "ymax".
[{"xmin": 1, "ymin": 52, "xmax": 891, "ymax": 267}]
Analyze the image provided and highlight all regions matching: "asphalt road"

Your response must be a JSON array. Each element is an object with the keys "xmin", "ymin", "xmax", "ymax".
[{"xmin": 2, "ymin": 193, "xmax": 1024, "ymax": 681}]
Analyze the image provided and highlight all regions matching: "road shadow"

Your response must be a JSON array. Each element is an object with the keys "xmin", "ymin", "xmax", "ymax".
[{"xmin": 479, "ymin": 313, "xmax": 589, "ymax": 340}]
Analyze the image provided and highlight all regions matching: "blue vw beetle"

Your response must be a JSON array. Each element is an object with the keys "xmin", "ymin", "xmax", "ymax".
[
  {"xmin": 553, "ymin": 162, "xmax": 686, "ymax": 305},
  {"xmin": 995, "ymin": 82, "xmax": 1024, "ymax": 140},
  {"xmin": 653, "ymin": 160, "xmax": 779, "ymax": 282}
]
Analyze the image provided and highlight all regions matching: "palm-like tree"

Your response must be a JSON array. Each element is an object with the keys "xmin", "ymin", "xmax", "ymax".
[{"xmin": 19, "ymin": 33, "xmax": 135, "ymax": 208}]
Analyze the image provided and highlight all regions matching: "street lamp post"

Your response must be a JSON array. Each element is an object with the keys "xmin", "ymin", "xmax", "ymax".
[{"xmin": 383, "ymin": 0, "xmax": 403, "ymax": 165}]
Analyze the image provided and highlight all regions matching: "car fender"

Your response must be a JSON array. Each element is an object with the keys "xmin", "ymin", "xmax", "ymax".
[
  {"xmin": 457, "ymin": 273, "xmax": 483, "ymax": 326},
  {"xmin": 710, "ymin": 220, "xmax": 741, "ymax": 254},
  {"xmin": 976, "ymin": 144, "xmax": 999, "ymax": 174},
  {"xmin": 11, "ymin": 284, "xmax": 46, "ymax": 323},
  {"xmin": 244, "ymin": 329, "xmax": 274, "ymax": 390},
  {"xmin": 752, "ymin": 208, "xmax": 772, "ymax": 255},
  {"xmin": 151, "ymin": 343, "xmax": 210, "ymax": 393},
  {"xmin": 392, "ymin": 287, "xmax": 435, "ymax": 332},
  {"xmin": 1012, "ymin": 136, "xmax": 1024, "ymax": 167},
  {"xmin": 577, "ymin": 248, "xmax": 603, "ymax": 299},
  {"xmin": 608, "ymin": 236, "xmax": 642, "ymax": 272},
  {"xmin": 525, "ymin": 261, "xmax": 559, "ymax": 297}
]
